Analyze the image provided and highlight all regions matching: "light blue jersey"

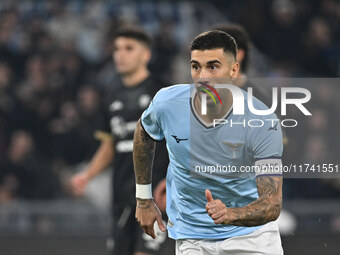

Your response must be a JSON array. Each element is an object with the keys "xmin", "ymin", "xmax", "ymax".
[{"xmin": 141, "ymin": 84, "xmax": 283, "ymax": 240}]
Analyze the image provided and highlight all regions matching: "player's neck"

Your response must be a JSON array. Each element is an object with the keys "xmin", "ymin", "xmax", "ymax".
[
  {"xmin": 194, "ymin": 92, "xmax": 233, "ymax": 123},
  {"xmin": 122, "ymin": 68, "xmax": 150, "ymax": 88},
  {"xmin": 234, "ymin": 73, "xmax": 247, "ymax": 88}
]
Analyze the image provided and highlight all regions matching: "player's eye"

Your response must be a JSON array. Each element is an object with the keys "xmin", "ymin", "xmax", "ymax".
[
  {"xmin": 192, "ymin": 65, "xmax": 200, "ymax": 70},
  {"xmin": 126, "ymin": 46, "xmax": 133, "ymax": 51},
  {"xmin": 210, "ymin": 65, "xmax": 217, "ymax": 70}
]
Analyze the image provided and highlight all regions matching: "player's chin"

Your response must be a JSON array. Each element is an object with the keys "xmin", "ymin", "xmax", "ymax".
[
  {"xmin": 206, "ymin": 98, "xmax": 216, "ymax": 107},
  {"xmin": 116, "ymin": 66, "xmax": 133, "ymax": 75}
]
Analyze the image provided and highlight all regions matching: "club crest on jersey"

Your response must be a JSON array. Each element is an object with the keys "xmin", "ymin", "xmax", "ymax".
[{"xmin": 223, "ymin": 142, "xmax": 244, "ymax": 158}]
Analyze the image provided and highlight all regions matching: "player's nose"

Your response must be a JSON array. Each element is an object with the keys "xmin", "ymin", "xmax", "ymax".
[{"xmin": 199, "ymin": 68, "xmax": 210, "ymax": 80}]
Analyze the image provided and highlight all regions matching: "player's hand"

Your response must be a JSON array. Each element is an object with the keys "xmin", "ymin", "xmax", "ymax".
[
  {"xmin": 135, "ymin": 198, "xmax": 166, "ymax": 239},
  {"xmin": 70, "ymin": 172, "xmax": 89, "ymax": 196},
  {"xmin": 153, "ymin": 179, "xmax": 166, "ymax": 212},
  {"xmin": 205, "ymin": 189, "xmax": 230, "ymax": 224}
]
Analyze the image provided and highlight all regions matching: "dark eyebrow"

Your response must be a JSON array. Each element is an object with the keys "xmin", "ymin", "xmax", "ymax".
[
  {"xmin": 190, "ymin": 60, "xmax": 222, "ymax": 65},
  {"xmin": 207, "ymin": 60, "xmax": 221, "ymax": 65}
]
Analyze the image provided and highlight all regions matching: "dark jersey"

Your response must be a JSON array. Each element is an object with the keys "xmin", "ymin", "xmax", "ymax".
[{"xmin": 101, "ymin": 76, "xmax": 168, "ymax": 207}]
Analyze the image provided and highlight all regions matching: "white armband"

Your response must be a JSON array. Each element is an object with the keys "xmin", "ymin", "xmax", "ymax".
[
  {"xmin": 136, "ymin": 184, "xmax": 152, "ymax": 199},
  {"xmin": 255, "ymin": 158, "xmax": 282, "ymax": 176}
]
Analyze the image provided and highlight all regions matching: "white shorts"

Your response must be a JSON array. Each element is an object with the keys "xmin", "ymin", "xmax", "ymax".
[{"xmin": 176, "ymin": 221, "xmax": 283, "ymax": 255}]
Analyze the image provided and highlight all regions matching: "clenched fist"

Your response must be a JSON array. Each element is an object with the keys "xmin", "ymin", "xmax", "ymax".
[{"xmin": 70, "ymin": 172, "xmax": 89, "ymax": 196}]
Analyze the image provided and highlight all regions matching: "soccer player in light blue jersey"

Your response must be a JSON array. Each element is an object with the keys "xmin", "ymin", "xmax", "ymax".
[{"xmin": 133, "ymin": 30, "xmax": 284, "ymax": 255}]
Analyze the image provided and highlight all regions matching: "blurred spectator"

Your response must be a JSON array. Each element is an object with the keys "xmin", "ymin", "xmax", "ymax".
[
  {"xmin": 76, "ymin": 85, "xmax": 105, "ymax": 159},
  {"xmin": 49, "ymin": 101, "xmax": 84, "ymax": 165},
  {"xmin": 300, "ymin": 17, "xmax": 339, "ymax": 76},
  {"xmin": 0, "ymin": 130, "xmax": 61, "ymax": 200},
  {"xmin": 149, "ymin": 20, "xmax": 178, "ymax": 83}
]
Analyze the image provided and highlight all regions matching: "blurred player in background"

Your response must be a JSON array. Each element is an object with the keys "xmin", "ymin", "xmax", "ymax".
[
  {"xmin": 70, "ymin": 27, "xmax": 173, "ymax": 255},
  {"xmin": 133, "ymin": 30, "xmax": 284, "ymax": 254}
]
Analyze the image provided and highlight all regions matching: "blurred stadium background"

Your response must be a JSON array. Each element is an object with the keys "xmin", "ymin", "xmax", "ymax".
[{"xmin": 0, "ymin": 0, "xmax": 339, "ymax": 254}]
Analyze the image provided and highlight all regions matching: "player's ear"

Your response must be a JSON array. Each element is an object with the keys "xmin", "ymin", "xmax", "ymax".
[
  {"xmin": 230, "ymin": 61, "xmax": 240, "ymax": 79},
  {"xmin": 142, "ymin": 48, "xmax": 151, "ymax": 65},
  {"xmin": 236, "ymin": 49, "xmax": 245, "ymax": 64}
]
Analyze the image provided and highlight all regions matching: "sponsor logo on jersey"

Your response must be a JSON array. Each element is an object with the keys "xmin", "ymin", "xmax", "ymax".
[
  {"xmin": 110, "ymin": 116, "xmax": 137, "ymax": 138},
  {"xmin": 167, "ymin": 219, "xmax": 174, "ymax": 228},
  {"xmin": 139, "ymin": 94, "xmax": 152, "ymax": 108},
  {"xmin": 268, "ymin": 121, "xmax": 278, "ymax": 131},
  {"xmin": 109, "ymin": 100, "xmax": 124, "ymax": 112},
  {"xmin": 171, "ymin": 135, "xmax": 188, "ymax": 143}
]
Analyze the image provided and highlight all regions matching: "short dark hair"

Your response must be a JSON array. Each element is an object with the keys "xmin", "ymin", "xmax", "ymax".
[
  {"xmin": 212, "ymin": 24, "xmax": 250, "ymax": 72},
  {"xmin": 113, "ymin": 26, "xmax": 153, "ymax": 48},
  {"xmin": 190, "ymin": 30, "xmax": 237, "ymax": 61}
]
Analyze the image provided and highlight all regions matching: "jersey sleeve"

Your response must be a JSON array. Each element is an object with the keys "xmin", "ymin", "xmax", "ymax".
[
  {"xmin": 249, "ymin": 117, "xmax": 283, "ymax": 176},
  {"xmin": 94, "ymin": 94, "xmax": 114, "ymax": 141},
  {"xmin": 94, "ymin": 110, "xmax": 113, "ymax": 141},
  {"xmin": 140, "ymin": 91, "xmax": 164, "ymax": 141}
]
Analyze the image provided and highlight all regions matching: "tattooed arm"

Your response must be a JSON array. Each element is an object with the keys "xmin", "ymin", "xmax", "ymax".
[
  {"xmin": 133, "ymin": 119, "xmax": 156, "ymax": 184},
  {"xmin": 133, "ymin": 119, "xmax": 165, "ymax": 238},
  {"xmin": 206, "ymin": 175, "xmax": 282, "ymax": 226}
]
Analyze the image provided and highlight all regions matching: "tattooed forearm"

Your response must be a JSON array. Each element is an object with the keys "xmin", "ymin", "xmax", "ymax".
[
  {"xmin": 137, "ymin": 198, "xmax": 152, "ymax": 209},
  {"xmin": 133, "ymin": 119, "xmax": 156, "ymax": 184},
  {"xmin": 227, "ymin": 176, "xmax": 282, "ymax": 226}
]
